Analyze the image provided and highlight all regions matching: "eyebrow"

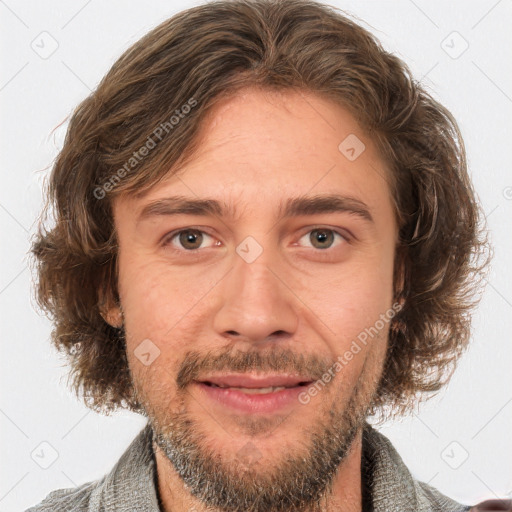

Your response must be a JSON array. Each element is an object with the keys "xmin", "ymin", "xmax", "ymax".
[{"xmin": 137, "ymin": 194, "xmax": 374, "ymax": 224}]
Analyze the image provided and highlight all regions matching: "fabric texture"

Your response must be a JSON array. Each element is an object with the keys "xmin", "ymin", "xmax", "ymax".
[{"xmin": 25, "ymin": 421, "xmax": 475, "ymax": 512}]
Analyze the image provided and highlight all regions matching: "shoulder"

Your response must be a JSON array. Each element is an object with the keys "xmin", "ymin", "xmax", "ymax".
[
  {"xmin": 415, "ymin": 480, "xmax": 472, "ymax": 512},
  {"xmin": 416, "ymin": 479, "xmax": 512, "ymax": 512},
  {"xmin": 362, "ymin": 422, "xmax": 498, "ymax": 512},
  {"xmin": 23, "ymin": 424, "xmax": 159, "ymax": 512},
  {"xmin": 23, "ymin": 480, "xmax": 97, "ymax": 512}
]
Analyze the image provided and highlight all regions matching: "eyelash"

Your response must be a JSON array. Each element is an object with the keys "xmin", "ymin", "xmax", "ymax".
[{"xmin": 161, "ymin": 226, "xmax": 350, "ymax": 254}]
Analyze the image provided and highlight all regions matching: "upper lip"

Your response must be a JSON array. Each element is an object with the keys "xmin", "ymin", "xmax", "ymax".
[{"xmin": 197, "ymin": 373, "xmax": 314, "ymax": 388}]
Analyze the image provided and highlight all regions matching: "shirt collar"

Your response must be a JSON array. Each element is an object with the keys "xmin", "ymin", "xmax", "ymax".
[{"xmin": 361, "ymin": 422, "xmax": 471, "ymax": 512}]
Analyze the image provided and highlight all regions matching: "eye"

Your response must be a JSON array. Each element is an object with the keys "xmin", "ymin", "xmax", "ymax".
[
  {"xmin": 162, "ymin": 227, "xmax": 349, "ymax": 254},
  {"xmin": 163, "ymin": 228, "xmax": 219, "ymax": 251},
  {"xmin": 297, "ymin": 228, "xmax": 348, "ymax": 250}
]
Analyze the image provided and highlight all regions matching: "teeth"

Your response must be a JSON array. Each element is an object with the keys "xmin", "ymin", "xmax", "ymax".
[{"xmin": 210, "ymin": 384, "xmax": 287, "ymax": 394}]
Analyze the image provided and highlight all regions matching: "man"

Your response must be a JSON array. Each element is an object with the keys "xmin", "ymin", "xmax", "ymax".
[{"xmin": 26, "ymin": 0, "xmax": 503, "ymax": 511}]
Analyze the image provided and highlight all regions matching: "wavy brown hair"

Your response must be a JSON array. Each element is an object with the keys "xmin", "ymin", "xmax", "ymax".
[{"xmin": 31, "ymin": 0, "xmax": 490, "ymax": 418}]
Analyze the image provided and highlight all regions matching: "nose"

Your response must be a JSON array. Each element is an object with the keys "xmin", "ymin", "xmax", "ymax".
[{"xmin": 212, "ymin": 246, "xmax": 298, "ymax": 345}]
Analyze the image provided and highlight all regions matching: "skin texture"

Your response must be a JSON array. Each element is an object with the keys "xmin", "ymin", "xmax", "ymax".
[{"xmin": 107, "ymin": 87, "xmax": 398, "ymax": 512}]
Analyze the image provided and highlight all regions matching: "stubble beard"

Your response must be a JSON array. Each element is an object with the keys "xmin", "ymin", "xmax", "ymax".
[{"xmin": 133, "ymin": 349, "xmax": 383, "ymax": 512}]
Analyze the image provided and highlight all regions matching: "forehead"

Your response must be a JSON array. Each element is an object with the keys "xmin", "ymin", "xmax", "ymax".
[{"xmin": 119, "ymin": 87, "xmax": 394, "ymax": 223}]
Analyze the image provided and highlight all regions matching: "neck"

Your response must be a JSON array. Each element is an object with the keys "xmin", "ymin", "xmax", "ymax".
[{"xmin": 153, "ymin": 428, "xmax": 364, "ymax": 512}]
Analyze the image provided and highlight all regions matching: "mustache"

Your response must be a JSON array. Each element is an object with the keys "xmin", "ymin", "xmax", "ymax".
[{"xmin": 176, "ymin": 347, "xmax": 333, "ymax": 390}]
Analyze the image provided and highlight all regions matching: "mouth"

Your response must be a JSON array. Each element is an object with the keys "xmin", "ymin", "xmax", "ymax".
[
  {"xmin": 202, "ymin": 383, "xmax": 306, "ymax": 394},
  {"xmin": 193, "ymin": 374, "xmax": 315, "ymax": 413}
]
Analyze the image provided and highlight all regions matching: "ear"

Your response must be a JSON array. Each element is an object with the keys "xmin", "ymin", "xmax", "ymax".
[
  {"xmin": 98, "ymin": 288, "xmax": 123, "ymax": 329},
  {"xmin": 100, "ymin": 303, "xmax": 123, "ymax": 329}
]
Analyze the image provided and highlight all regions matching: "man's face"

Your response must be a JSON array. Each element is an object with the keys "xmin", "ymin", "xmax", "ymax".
[{"xmin": 111, "ymin": 87, "xmax": 397, "ymax": 511}]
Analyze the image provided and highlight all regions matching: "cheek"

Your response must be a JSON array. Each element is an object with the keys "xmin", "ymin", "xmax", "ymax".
[
  {"xmin": 118, "ymin": 258, "xmax": 222, "ymax": 345},
  {"xmin": 305, "ymin": 258, "xmax": 394, "ymax": 328},
  {"xmin": 296, "ymin": 253, "xmax": 394, "ymax": 371}
]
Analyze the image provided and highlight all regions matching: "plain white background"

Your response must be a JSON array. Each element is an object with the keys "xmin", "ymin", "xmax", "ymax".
[{"xmin": 1, "ymin": 1, "xmax": 511, "ymax": 510}]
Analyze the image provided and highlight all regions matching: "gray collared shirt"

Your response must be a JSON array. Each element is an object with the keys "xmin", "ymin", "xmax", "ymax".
[{"xmin": 25, "ymin": 422, "xmax": 473, "ymax": 512}]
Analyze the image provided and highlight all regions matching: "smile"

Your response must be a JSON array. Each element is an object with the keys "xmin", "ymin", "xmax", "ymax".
[{"xmin": 194, "ymin": 374, "xmax": 314, "ymax": 413}]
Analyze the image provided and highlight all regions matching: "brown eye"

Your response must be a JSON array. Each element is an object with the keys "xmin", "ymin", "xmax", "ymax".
[
  {"xmin": 309, "ymin": 228, "xmax": 336, "ymax": 249},
  {"xmin": 177, "ymin": 229, "xmax": 204, "ymax": 250}
]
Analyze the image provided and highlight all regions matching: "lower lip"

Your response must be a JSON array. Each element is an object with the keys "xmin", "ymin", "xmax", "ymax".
[{"xmin": 194, "ymin": 382, "xmax": 311, "ymax": 414}]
